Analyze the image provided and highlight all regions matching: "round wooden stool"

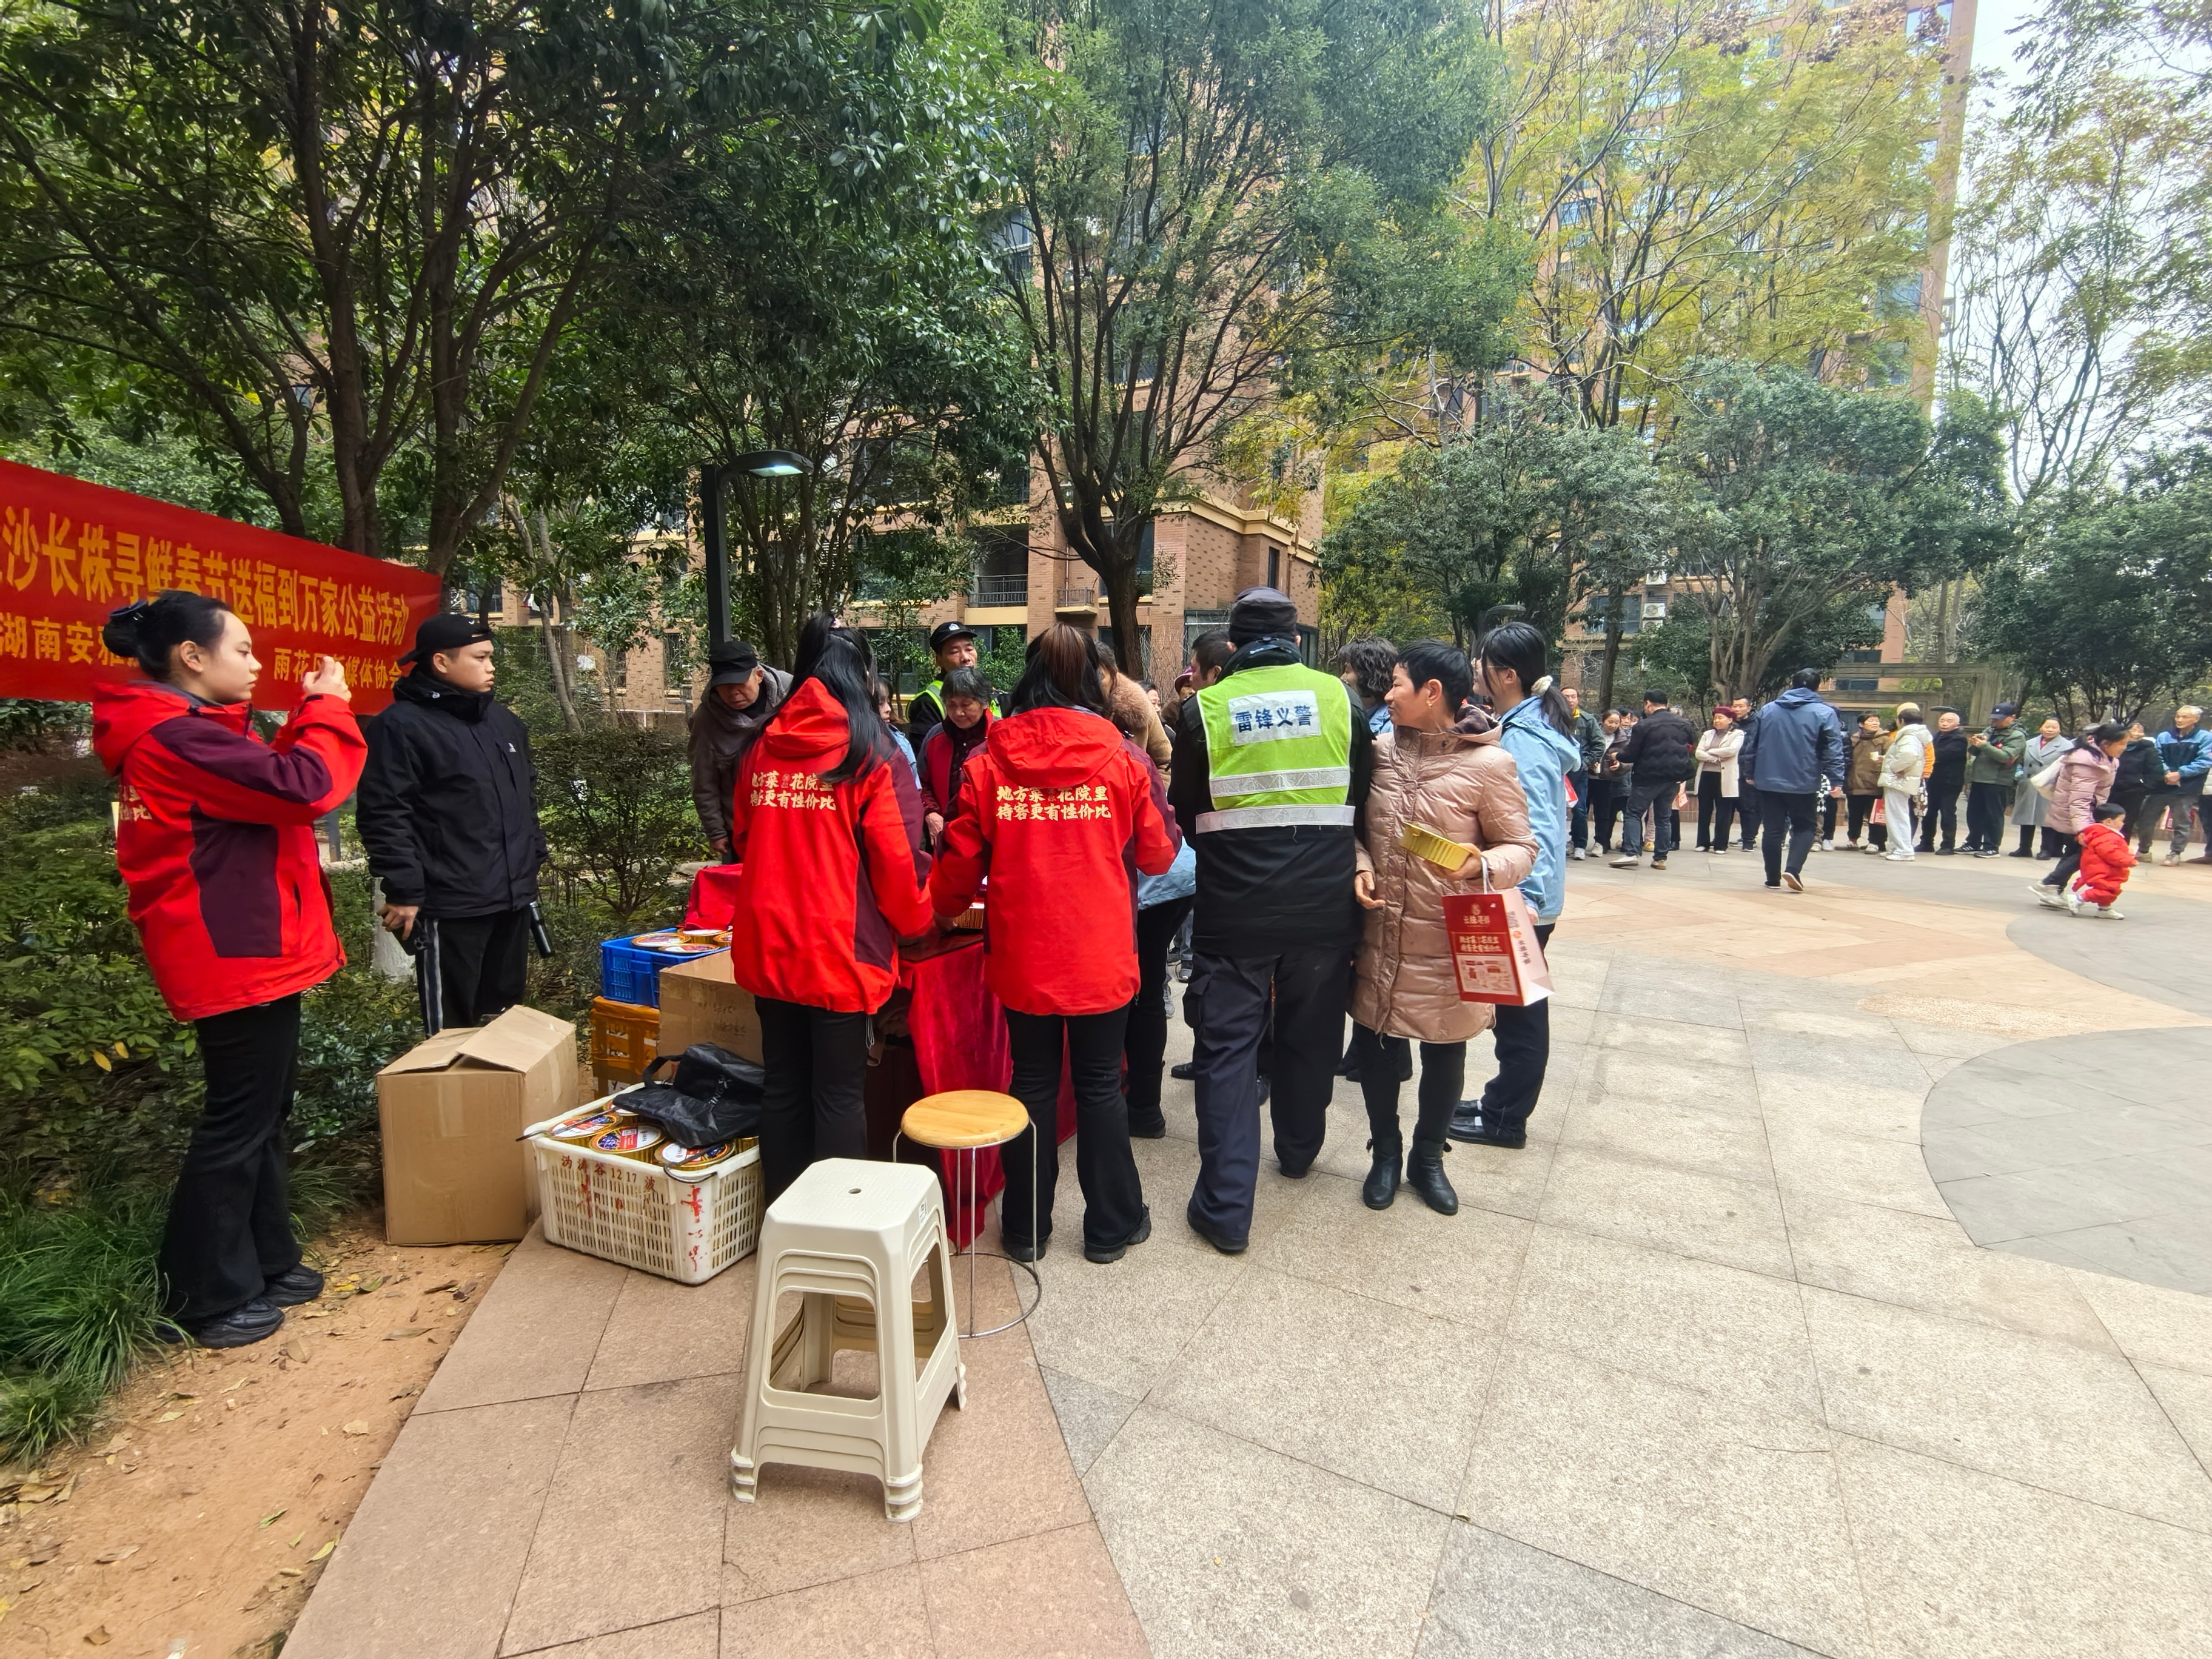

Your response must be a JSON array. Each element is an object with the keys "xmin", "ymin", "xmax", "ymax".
[{"xmin": 896, "ymin": 1090, "xmax": 1041, "ymax": 1338}]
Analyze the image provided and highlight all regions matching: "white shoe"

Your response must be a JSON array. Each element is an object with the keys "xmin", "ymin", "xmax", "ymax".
[
  {"xmin": 1609, "ymin": 854, "xmax": 1640, "ymax": 868},
  {"xmin": 2064, "ymin": 887, "xmax": 2084, "ymax": 914},
  {"xmin": 1862, "ymin": 843, "xmax": 1882, "ymax": 854},
  {"xmin": 1571, "ymin": 847, "xmax": 1586, "ymax": 860},
  {"xmin": 2162, "ymin": 852, "xmax": 2181, "ymax": 866},
  {"xmin": 2099, "ymin": 906, "xmax": 2125, "ymax": 919},
  {"xmin": 2031, "ymin": 884, "xmax": 2064, "ymax": 908}
]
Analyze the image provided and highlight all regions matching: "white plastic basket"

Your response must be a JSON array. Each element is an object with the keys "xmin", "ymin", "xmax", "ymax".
[{"xmin": 524, "ymin": 1094, "xmax": 762, "ymax": 1284}]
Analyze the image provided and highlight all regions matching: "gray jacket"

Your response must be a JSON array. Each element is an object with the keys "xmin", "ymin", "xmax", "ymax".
[{"xmin": 687, "ymin": 666, "xmax": 791, "ymax": 848}]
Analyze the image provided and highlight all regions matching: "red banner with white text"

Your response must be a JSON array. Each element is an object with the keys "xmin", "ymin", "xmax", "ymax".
[{"xmin": 0, "ymin": 456, "xmax": 442, "ymax": 713}]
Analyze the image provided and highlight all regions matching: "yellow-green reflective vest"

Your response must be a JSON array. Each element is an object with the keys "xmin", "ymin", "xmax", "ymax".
[
  {"xmin": 911, "ymin": 678, "xmax": 944, "ymax": 720},
  {"xmin": 1195, "ymin": 662, "xmax": 1355, "ymax": 833}
]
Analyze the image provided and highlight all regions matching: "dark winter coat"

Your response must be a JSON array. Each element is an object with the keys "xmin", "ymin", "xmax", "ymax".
[
  {"xmin": 358, "ymin": 670, "xmax": 546, "ymax": 917},
  {"xmin": 1739, "ymin": 686, "xmax": 1847, "ymax": 794},
  {"xmin": 687, "ymin": 666, "xmax": 791, "ymax": 850},
  {"xmin": 1928, "ymin": 727, "xmax": 1969, "ymax": 792},
  {"xmin": 1617, "ymin": 707, "xmax": 1696, "ymax": 784},
  {"xmin": 2113, "ymin": 735, "xmax": 2165, "ymax": 796},
  {"xmin": 1569, "ymin": 709, "xmax": 1608, "ymax": 773},
  {"xmin": 1167, "ymin": 639, "xmax": 1375, "ymax": 957}
]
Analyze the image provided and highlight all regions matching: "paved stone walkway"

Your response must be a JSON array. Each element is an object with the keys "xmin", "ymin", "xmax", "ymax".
[{"xmin": 284, "ymin": 846, "xmax": 2212, "ymax": 1658}]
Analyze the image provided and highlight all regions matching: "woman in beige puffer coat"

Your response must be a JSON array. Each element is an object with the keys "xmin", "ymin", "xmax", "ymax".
[{"xmin": 1352, "ymin": 642, "xmax": 1537, "ymax": 1216}]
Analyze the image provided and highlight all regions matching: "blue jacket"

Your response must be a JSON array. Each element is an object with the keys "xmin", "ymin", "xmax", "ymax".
[
  {"xmin": 1138, "ymin": 840, "xmax": 1197, "ymax": 908},
  {"xmin": 2156, "ymin": 725, "xmax": 2212, "ymax": 788},
  {"xmin": 1740, "ymin": 687, "xmax": 1846, "ymax": 794},
  {"xmin": 1496, "ymin": 696, "xmax": 1584, "ymax": 922}
]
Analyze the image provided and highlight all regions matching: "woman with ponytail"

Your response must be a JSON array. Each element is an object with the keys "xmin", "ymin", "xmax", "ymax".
[
  {"xmin": 929, "ymin": 625, "xmax": 1181, "ymax": 1264},
  {"xmin": 1449, "ymin": 621, "xmax": 1583, "ymax": 1151},
  {"xmin": 92, "ymin": 592, "xmax": 366, "ymax": 1348},
  {"xmin": 728, "ymin": 626, "xmax": 933, "ymax": 1202}
]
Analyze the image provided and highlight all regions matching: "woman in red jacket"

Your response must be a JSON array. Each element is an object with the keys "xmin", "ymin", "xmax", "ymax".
[
  {"xmin": 92, "ymin": 592, "xmax": 366, "ymax": 1349},
  {"xmin": 729, "ymin": 628, "xmax": 933, "ymax": 1201},
  {"xmin": 930, "ymin": 625, "xmax": 1181, "ymax": 1264}
]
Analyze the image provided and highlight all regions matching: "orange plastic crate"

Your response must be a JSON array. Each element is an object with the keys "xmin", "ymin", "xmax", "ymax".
[{"xmin": 590, "ymin": 997, "xmax": 659, "ymax": 1088}]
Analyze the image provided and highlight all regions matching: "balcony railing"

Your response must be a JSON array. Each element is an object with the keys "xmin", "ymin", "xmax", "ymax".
[
  {"xmin": 1056, "ymin": 585, "xmax": 1098, "ymax": 613},
  {"xmin": 971, "ymin": 572, "xmax": 1028, "ymax": 607}
]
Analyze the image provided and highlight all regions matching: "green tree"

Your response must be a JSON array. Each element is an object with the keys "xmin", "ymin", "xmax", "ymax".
[
  {"xmin": 1662, "ymin": 359, "xmax": 2008, "ymax": 700},
  {"xmin": 1966, "ymin": 450, "xmax": 2212, "ymax": 728},
  {"xmin": 994, "ymin": 0, "xmax": 1514, "ymax": 664}
]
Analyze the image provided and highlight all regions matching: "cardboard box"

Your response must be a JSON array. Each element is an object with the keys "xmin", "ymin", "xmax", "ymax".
[
  {"xmin": 655, "ymin": 951, "xmax": 762, "ymax": 1064},
  {"xmin": 377, "ymin": 1005, "xmax": 577, "ymax": 1245}
]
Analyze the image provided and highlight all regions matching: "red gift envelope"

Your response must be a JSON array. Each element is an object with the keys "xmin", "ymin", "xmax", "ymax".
[{"xmin": 1441, "ymin": 888, "xmax": 1553, "ymax": 1007}]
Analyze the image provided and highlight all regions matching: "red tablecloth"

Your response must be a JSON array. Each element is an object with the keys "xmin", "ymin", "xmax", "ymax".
[
  {"xmin": 684, "ymin": 864, "xmax": 744, "ymax": 930},
  {"xmin": 902, "ymin": 940, "xmax": 1078, "ymax": 1246}
]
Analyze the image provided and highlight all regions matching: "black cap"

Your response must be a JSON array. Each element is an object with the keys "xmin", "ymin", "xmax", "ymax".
[
  {"xmin": 1227, "ymin": 586, "xmax": 1298, "ymax": 644},
  {"xmin": 929, "ymin": 621, "xmax": 977, "ymax": 654},
  {"xmin": 1991, "ymin": 702, "xmax": 2020, "ymax": 719},
  {"xmin": 707, "ymin": 640, "xmax": 762, "ymax": 687},
  {"xmin": 400, "ymin": 612, "xmax": 494, "ymax": 665}
]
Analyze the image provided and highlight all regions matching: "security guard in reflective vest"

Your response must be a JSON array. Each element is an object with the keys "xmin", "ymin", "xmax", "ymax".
[
  {"xmin": 1168, "ymin": 586, "xmax": 1374, "ymax": 1252},
  {"xmin": 905, "ymin": 620, "xmax": 980, "ymax": 751}
]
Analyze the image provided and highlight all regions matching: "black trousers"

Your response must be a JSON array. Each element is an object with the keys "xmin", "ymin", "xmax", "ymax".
[
  {"xmin": 1005, "ymin": 1007, "xmax": 1142, "ymax": 1253},
  {"xmin": 1590, "ymin": 777, "xmax": 1621, "ymax": 850},
  {"xmin": 1125, "ymin": 896, "xmax": 1194, "ymax": 1133},
  {"xmin": 755, "ymin": 996, "xmax": 870, "ymax": 1204},
  {"xmin": 163, "ymin": 995, "xmax": 306, "ymax": 1322},
  {"xmin": 1965, "ymin": 783, "xmax": 2011, "ymax": 851},
  {"xmin": 2042, "ymin": 831, "xmax": 2083, "ymax": 889},
  {"xmin": 1918, "ymin": 785, "xmax": 1960, "ymax": 851},
  {"xmin": 1846, "ymin": 793, "xmax": 1886, "ymax": 850},
  {"xmin": 1695, "ymin": 774, "xmax": 1741, "ymax": 849},
  {"xmin": 1352, "ymin": 1024, "xmax": 1461, "ymax": 1149},
  {"xmin": 420, "ymin": 908, "xmax": 531, "ymax": 1031},
  {"xmin": 2110, "ymin": 786, "xmax": 2150, "ymax": 850},
  {"xmin": 1475, "ymin": 920, "xmax": 1556, "ymax": 1130},
  {"xmin": 1188, "ymin": 946, "xmax": 1347, "ymax": 1245},
  {"xmin": 1759, "ymin": 789, "xmax": 1817, "ymax": 883}
]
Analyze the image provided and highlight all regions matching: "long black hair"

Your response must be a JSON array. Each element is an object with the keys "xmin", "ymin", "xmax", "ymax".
[
  {"xmin": 1011, "ymin": 623, "xmax": 1110, "ymax": 714},
  {"xmin": 1478, "ymin": 620, "xmax": 1574, "ymax": 735},
  {"xmin": 1396, "ymin": 640, "xmax": 1475, "ymax": 717},
  {"xmin": 102, "ymin": 592, "xmax": 233, "ymax": 683},
  {"xmin": 2077, "ymin": 719, "xmax": 2130, "ymax": 752},
  {"xmin": 790, "ymin": 611, "xmax": 854, "ymax": 687},
  {"xmin": 803, "ymin": 631, "xmax": 897, "ymax": 785}
]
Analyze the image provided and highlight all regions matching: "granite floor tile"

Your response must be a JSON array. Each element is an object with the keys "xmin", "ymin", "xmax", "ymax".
[
  {"xmin": 1040, "ymin": 1367, "xmax": 1141, "ymax": 1478},
  {"xmin": 1457, "ymin": 1342, "xmax": 1868, "ymax": 1657},
  {"xmin": 1595, "ymin": 1013, "xmax": 1754, "ymax": 1067},
  {"xmin": 1537, "ymin": 1145, "xmax": 1794, "ymax": 1279},
  {"xmin": 1754, "ymin": 1079, "xmax": 1928, "ymax": 1146},
  {"xmin": 1940, "ymin": 1159, "xmax": 2194, "ymax": 1244},
  {"xmin": 1152, "ymin": 1265, "xmax": 1498, "ymax": 1511},
  {"xmin": 719, "ymin": 1563, "xmax": 936, "ymax": 1658},
  {"xmin": 415, "ymin": 1226, "xmax": 629, "ymax": 1413},
  {"xmin": 1507, "ymin": 1225, "xmax": 1823, "ymax": 1421},
  {"xmin": 920, "ymin": 1523, "xmax": 1147, "ymax": 1658},
  {"xmin": 1800, "ymin": 1286, "xmax": 2212, "ymax": 1532},
  {"xmin": 1777, "ymin": 1189, "xmax": 2114, "ymax": 1350},
  {"xmin": 1747, "ymin": 1031, "xmax": 1932, "ymax": 1093},
  {"xmin": 1416, "ymin": 1523, "xmax": 1820, "ymax": 1658},
  {"xmin": 1742, "ymin": 1006, "xmax": 1906, "ymax": 1046},
  {"xmin": 1424, "ymin": 1136, "xmax": 1558, "ymax": 1221},
  {"xmin": 722, "ymin": 1465, "xmax": 917, "ymax": 1602},
  {"xmin": 1919, "ymin": 1124, "xmax": 2055, "ymax": 1183},
  {"xmin": 1835, "ymin": 1433, "xmax": 2212, "ymax": 1659},
  {"xmin": 1763, "ymin": 1124, "xmax": 1949, "ymax": 1219},
  {"xmin": 2065, "ymin": 1266, "xmax": 2212, "ymax": 1374},
  {"xmin": 509, "ymin": 1612, "xmax": 720, "ymax": 1659},
  {"xmin": 2036, "ymin": 1204, "xmax": 2212, "ymax": 1296},
  {"xmin": 1578, "ymin": 1050, "xmax": 1766, "ymax": 1118},
  {"xmin": 583, "ymin": 1254, "xmax": 755, "ymax": 1393},
  {"xmin": 1264, "ymin": 1168, "xmax": 1533, "ymax": 1330},
  {"xmin": 1087, "ymin": 1405, "xmax": 1450, "ymax": 1659},
  {"xmin": 1023, "ymin": 1222, "xmax": 1245, "ymax": 1398},
  {"xmin": 281, "ymin": 1393, "xmax": 576, "ymax": 1659},
  {"xmin": 503, "ymin": 1376, "xmax": 740, "ymax": 1651},
  {"xmin": 1553, "ymin": 1092, "xmax": 1775, "ymax": 1186},
  {"xmin": 2140, "ymin": 1362, "xmax": 2212, "ymax": 1469},
  {"xmin": 1597, "ymin": 981, "xmax": 1746, "ymax": 1029},
  {"xmin": 910, "ymin": 1325, "xmax": 1091, "ymax": 1561}
]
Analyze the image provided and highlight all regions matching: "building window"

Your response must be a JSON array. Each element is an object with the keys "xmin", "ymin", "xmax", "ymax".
[
  {"xmin": 1265, "ymin": 546, "xmax": 1281, "ymax": 588},
  {"xmin": 1137, "ymin": 522, "xmax": 1155, "ymax": 597},
  {"xmin": 1296, "ymin": 624, "xmax": 1318, "ymax": 667}
]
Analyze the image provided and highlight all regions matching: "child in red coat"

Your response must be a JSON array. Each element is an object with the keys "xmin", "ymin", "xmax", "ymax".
[{"xmin": 2068, "ymin": 800, "xmax": 2135, "ymax": 917}]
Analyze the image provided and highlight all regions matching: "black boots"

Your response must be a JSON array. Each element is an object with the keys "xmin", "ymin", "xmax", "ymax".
[
  {"xmin": 1406, "ymin": 1138, "xmax": 1459, "ymax": 1215},
  {"xmin": 1363, "ymin": 1139, "xmax": 1401, "ymax": 1209}
]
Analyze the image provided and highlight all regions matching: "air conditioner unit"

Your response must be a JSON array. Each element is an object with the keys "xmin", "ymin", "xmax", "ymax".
[
  {"xmin": 1641, "ymin": 600, "xmax": 1668, "ymax": 620},
  {"xmin": 1642, "ymin": 569, "xmax": 1668, "ymax": 586}
]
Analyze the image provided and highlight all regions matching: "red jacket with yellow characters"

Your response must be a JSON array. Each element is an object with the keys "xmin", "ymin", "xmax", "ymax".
[
  {"xmin": 728, "ymin": 679, "xmax": 934, "ymax": 1014},
  {"xmin": 929, "ymin": 706, "xmax": 1181, "ymax": 1016},
  {"xmin": 92, "ymin": 682, "xmax": 367, "ymax": 1022}
]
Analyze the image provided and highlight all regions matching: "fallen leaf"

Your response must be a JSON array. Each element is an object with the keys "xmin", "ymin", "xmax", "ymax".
[
  {"xmin": 339, "ymin": 1420, "xmax": 369, "ymax": 1436},
  {"xmin": 309, "ymin": 1538, "xmax": 337, "ymax": 1562},
  {"xmin": 281, "ymin": 1338, "xmax": 314, "ymax": 1365},
  {"xmin": 53, "ymin": 1476, "xmax": 74, "ymax": 1503},
  {"xmin": 15, "ymin": 1487, "xmax": 56, "ymax": 1504},
  {"xmin": 453, "ymin": 1280, "xmax": 478, "ymax": 1301},
  {"xmin": 383, "ymin": 1329, "xmax": 427, "ymax": 1341},
  {"xmin": 84, "ymin": 1623, "xmax": 111, "ymax": 1644},
  {"xmin": 156, "ymin": 1413, "xmax": 182, "ymax": 1424},
  {"xmin": 95, "ymin": 1436, "xmax": 129, "ymax": 1456},
  {"xmin": 387, "ymin": 1386, "xmax": 418, "ymax": 1402},
  {"xmin": 25, "ymin": 1545, "xmax": 59, "ymax": 1564},
  {"xmin": 287, "ymin": 1532, "xmax": 303, "ymax": 1549},
  {"xmin": 256, "ymin": 1509, "xmax": 285, "ymax": 1529},
  {"xmin": 359, "ymin": 1275, "xmax": 386, "ymax": 1293},
  {"xmin": 419, "ymin": 1279, "xmax": 457, "ymax": 1295},
  {"xmin": 91, "ymin": 1546, "xmax": 139, "ymax": 1565},
  {"xmin": 278, "ymin": 1566, "xmax": 303, "ymax": 1577}
]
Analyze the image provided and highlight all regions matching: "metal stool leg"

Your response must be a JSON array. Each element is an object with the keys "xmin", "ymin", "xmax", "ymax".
[{"xmin": 894, "ymin": 1122, "xmax": 1040, "ymax": 1339}]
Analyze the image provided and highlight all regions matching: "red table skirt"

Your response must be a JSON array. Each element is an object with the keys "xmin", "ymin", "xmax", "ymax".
[
  {"xmin": 684, "ymin": 863, "xmax": 744, "ymax": 930},
  {"xmin": 900, "ymin": 941, "xmax": 1077, "ymax": 1247}
]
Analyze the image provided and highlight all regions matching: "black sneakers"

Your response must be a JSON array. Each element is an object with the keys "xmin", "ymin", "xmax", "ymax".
[
  {"xmin": 159, "ymin": 1297, "xmax": 285, "ymax": 1350},
  {"xmin": 265, "ymin": 1263, "xmax": 325, "ymax": 1307}
]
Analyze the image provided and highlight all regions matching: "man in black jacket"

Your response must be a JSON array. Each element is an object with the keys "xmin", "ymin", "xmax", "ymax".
[
  {"xmin": 1918, "ymin": 710, "xmax": 1970, "ymax": 854},
  {"xmin": 1168, "ymin": 588, "xmax": 1373, "ymax": 1253},
  {"xmin": 1610, "ymin": 690, "xmax": 1695, "ymax": 869},
  {"xmin": 359, "ymin": 615, "xmax": 548, "ymax": 1032}
]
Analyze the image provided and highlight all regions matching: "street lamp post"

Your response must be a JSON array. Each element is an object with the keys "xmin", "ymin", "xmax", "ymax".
[{"xmin": 700, "ymin": 451, "xmax": 822, "ymax": 650}]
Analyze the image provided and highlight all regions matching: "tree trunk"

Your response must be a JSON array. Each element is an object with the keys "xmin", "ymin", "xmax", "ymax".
[
  {"xmin": 1598, "ymin": 583, "xmax": 1625, "ymax": 711},
  {"xmin": 1102, "ymin": 536, "xmax": 1146, "ymax": 676},
  {"xmin": 538, "ymin": 603, "xmax": 583, "ymax": 733}
]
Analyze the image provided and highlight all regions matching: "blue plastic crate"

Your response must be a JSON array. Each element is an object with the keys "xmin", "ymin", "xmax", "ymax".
[{"xmin": 600, "ymin": 935, "xmax": 717, "ymax": 1008}]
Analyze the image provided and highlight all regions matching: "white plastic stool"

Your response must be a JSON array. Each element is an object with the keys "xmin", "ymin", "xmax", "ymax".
[{"xmin": 729, "ymin": 1158, "xmax": 965, "ymax": 1521}]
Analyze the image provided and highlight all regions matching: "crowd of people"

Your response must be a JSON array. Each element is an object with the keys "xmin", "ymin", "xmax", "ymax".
[{"xmin": 85, "ymin": 576, "xmax": 2209, "ymax": 1346}]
